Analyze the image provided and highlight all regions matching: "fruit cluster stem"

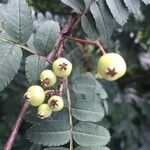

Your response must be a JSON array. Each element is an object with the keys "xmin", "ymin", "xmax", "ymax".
[
  {"xmin": 4, "ymin": 100, "xmax": 30, "ymax": 150},
  {"xmin": 66, "ymin": 79, "xmax": 73, "ymax": 150},
  {"xmin": 65, "ymin": 36, "xmax": 106, "ymax": 55}
]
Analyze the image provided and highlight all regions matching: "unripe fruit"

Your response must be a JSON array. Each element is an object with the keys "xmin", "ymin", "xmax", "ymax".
[
  {"xmin": 37, "ymin": 103, "xmax": 52, "ymax": 119},
  {"xmin": 97, "ymin": 53, "xmax": 127, "ymax": 81},
  {"xmin": 40, "ymin": 70, "xmax": 57, "ymax": 88},
  {"xmin": 24, "ymin": 85, "xmax": 45, "ymax": 106},
  {"xmin": 48, "ymin": 95, "xmax": 64, "ymax": 111},
  {"xmin": 52, "ymin": 58, "xmax": 72, "ymax": 77}
]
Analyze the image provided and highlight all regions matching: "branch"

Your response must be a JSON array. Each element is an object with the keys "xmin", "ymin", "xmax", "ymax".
[
  {"xmin": 66, "ymin": 78, "xmax": 73, "ymax": 150},
  {"xmin": 46, "ymin": 12, "xmax": 79, "ymax": 64},
  {"xmin": 66, "ymin": 36, "xmax": 106, "ymax": 55},
  {"xmin": 4, "ymin": 100, "xmax": 30, "ymax": 150},
  {"xmin": 4, "ymin": 4, "xmax": 92, "ymax": 149}
]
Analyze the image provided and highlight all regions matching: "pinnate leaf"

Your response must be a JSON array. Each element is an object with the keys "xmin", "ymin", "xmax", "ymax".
[
  {"xmin": 3, "ymin": 0, "xmax": 33, "ymax": 43},
  {"xmin": 72, "ymin": 100, "xmax": 104, "ymax": 122},
  {"xmin": 25, "ymin": 55, "xmax": 46, "ymax": 84},
  {"xmin": 0, "ymin": 42, "xmax": 22, "ymax": 91},
  {"xmin": 81, "ymin": 13, "xmax": 99, "ymax": 40},
  {"xmin": 61, "ymin": 0, "xmax": 85, "ymax": 14},
  {"xmin": 123, "ymin": 0, "xmax": 141, "ymax": 15},
  {"xmin": 90, "ymin": 1, "xmax": 114, "ymax": 39},
  {"xmin": 73, "ymin": 122, "xmax": 110, "ymax": 147},
  {"xmin": 44, "ymin": 148, "xmax": 68, "ymax": 150},
  {"xmin": 105, "ymin": 0, "xmax": 129, "ymax": 26},
  {"xmin": 33, "ymin": 20, "xmax": 60, "ymax": 56},
  {"xmin": 72, "ymin": 76, "xmax": 96, "ymax": 94},
  {"xmin": 75, "ymin": 146, "xmax": 110, "ymax": 150},
  {"xmin": 26, "ymin": 121, "xmax": 71, "ymax": 147}
]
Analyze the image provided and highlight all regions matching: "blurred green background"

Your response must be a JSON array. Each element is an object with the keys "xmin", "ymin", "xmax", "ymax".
[{"xmin": 0, "ymin": 0, "xmax": 150, "ymax": 150}]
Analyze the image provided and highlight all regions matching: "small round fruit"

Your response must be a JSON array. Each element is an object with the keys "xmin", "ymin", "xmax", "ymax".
[
  {"xmin": 48, "ymin": 95, "xmax": 64, "ymax": 111},
  {"xmin": 24, "ymin": 85, "xmax": 45, "ymax": 106},
  {"xmin": 52, "ymin": 58, "xmax": 72, "ymax": 77},
  {"xmin": 97, "ymin": 53, "xmax": 127, "ymax": 81},
  {"xmin": 40, "ymin": 70, "xmax": 57, "ymax": 87},
  {"xmin": 37, "ymin": 103, "xmax": 52, "ymax": 119}
]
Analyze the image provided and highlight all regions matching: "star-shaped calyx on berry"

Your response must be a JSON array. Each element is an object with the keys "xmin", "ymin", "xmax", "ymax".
[
  {"xmin": 59, "ymin": 62, "xmax": 68, "ymax": 70},
  {"xmin": 106, "ymin": 67, "xmax": 117, "ymax": 77},
  {"xmin": 50, "ymin": 99, "xmax": 58, "ymax": 108},
  {"xmin": 41, "ymin": 78, "xmax": 51, "ymax": 86}
]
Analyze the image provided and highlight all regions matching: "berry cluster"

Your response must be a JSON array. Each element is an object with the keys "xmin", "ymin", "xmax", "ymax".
[{"xmin": 24, "ymin": 57, "xmax": 72, "ymax": 119}]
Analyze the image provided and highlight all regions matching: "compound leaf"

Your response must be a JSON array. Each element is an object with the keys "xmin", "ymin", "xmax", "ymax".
[
  {"xmin": 81, "ymin": 13, "xmax": 99, "ymax": 40},
  {"xmin": 3, "ymin": 0, "xmax": 33, "ymax": 43},
  {"xmin": 26, "ymin": 121, "xmax": 71, "ymax": 147},
  {"xmin": 25, "ymin": 55, "xmax": 46, "ymax": 84},
  {"xmin": 90, "ymin": 1, "xmax": 114, "ymax": 39},
  {"xmin": 74, "ymin": 146, "xmax": 110, "ymax": 150},
  {"xmin": 72, "ymin": 100, "xmax": 104, "ymax": 122},
  {"xmin": 72, "ymin": 76, "xmax": 96, "ymax": 94},
  {"xmin": 44, "ymin": 148, "xmax": 68, "ymax": 150},
  {"xmin": 105, "ymin": 0, "xmax": 129, "ymax": 26},
  {"xmin": 33, "ymin": 20, "xmax": 60, "ymax": 56},
  {"xmin": 0, "ymin": 42, "xmax": 22, "ymax": 91},
  {"xmin": 73, "ymin": 122, "xmax": 110, "ymax": 147},
  {"xmin": 123, "ymin": 0, "xmax": 141, "ymax": 15},
  {"xmin": 61, "ymin": 0, "xmax": 85, "ymax": 14}
]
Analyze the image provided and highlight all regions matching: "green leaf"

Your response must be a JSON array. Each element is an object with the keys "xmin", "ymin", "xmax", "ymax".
[
  {"xmin": 72, "ymin": 76, "xmax": 96, "ymax": 94},
  {"xmin": 27, "ymin": 34, "xmax": 36, "ymax": 52},
  {"xmin": 81, "ymin": 13, "xmax": 99, "ymax": 40},
  {"xmin": 3, "ymin": 0, "xmax": 33, "ymax": 43},
  {"xmin": 44, "ymin": 148, "xmax": 69, "ymax": 150},
  {"xmin": 85, "ymin": 73, "xmax": 108, "ymax": 99},
  {"xmin": 0, "ymin": 3, "xmax": 4, "ymax": 21},
  {"xmin": 90, "ymin": 1, "xmax": 114, "ymax": 39},
  {"xmin": 83, "ymin": 0, "xmax": 95, "ymax": 9},
  {"xmin": 72, "ymin": 100, "xmax": 104, "ymax": 122},
  {"xmin": 52, "ymin": 108, "xmax": 69, "ymax": 122},
  {"xmin": 0, "ymin": 42, "xmax": 22, "ymax": 91},
  {"xmin": 25, "ymin": 55, "xmax": 46, "ymax": 84},
  {"xmin": 73, "ymin": 122, "xmax": 110, "ymax": 147},
  {"xmin": 33, "ymin": 20, "xmax": 60, "ymax": 56},
  {"xmin": 102, "ymin": 99, "xmax": 109, "ymax": 115},
  {"xmin": 26, "ymin": 121, "xmax": 71, "ymax": 147},
  {"xmin": 123, "ymin": 0, "xmax": 141, "ymax": 15},
  {"xmin": 61, "ymin": 0, "xmax": 85, "ymax": 14},
  {"xmin": 105, "ymin": 0, "xmax": 129, "ymax": 26},
  {"xmin": 142, "ymin": 0, "xmax": 150, "ymax": 5},
  {"xmin": 25, "ymin": 108, "xmax": 43, "ymax": 124},
  {"xmin": 75, "ymin": 146, "xmax": 110, "ymax": 150},
  {"xmin": 95, "ymin": 80, "xmax": 108, "ymax": 99}
]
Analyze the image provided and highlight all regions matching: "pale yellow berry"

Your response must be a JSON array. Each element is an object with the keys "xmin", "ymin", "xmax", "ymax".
[
  {"xmin": 48, "ymin": 95, "xmax": 64, "ymax": 111},
  {"xmin": 25, "ymin": 85, "xmax": 45, "ymax": 106},
  {"xmin": 97, "ymin": 53, "xmax": 127, "ymax": 81},
  {"xmin": 40, "ymin": 70, "xmax": 57, "ymax": 88},
  {"xmin": 38, "ymin": 103, "xmax": 52, "ymax": 119},
  {"xmin": 52, "ymin": 58, "xmax": 72, "ymax": 77}
]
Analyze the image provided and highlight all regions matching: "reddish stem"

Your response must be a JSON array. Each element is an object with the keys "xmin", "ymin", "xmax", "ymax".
[
  {"xmin": 46, "ymin": 12, "xmax": 79, "ymax": 64},
  {"xmin": 4, "ymin": 100, "xmax": 30, "ymax": 150},
  {"xmin": 57, "ymin": 38, "xmax": 65, "ymax": 58},
  {"xmin": 66, "ymin": 36, "xmax": 106, "ymax": 55}
]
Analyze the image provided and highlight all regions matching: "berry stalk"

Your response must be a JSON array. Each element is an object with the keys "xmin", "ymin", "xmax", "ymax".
[
  {"xmin": 66, "ymin": 36, "xmax": 106, "ymax": 55},
  {"xmin": 4, "ymin": 100, "xmax": 30, "ymax": 150}
]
